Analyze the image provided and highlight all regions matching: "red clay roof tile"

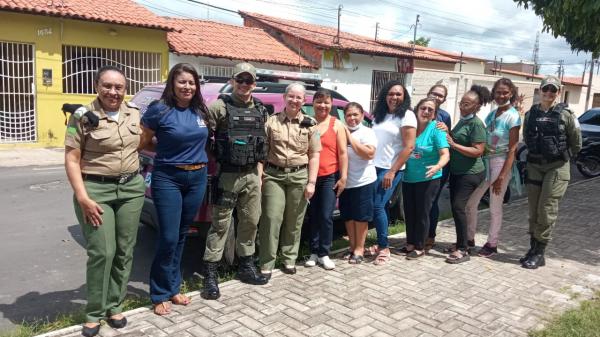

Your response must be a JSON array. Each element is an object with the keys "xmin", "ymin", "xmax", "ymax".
[
  {"xmin": 0, "ymin": 0, "xmax": 176, "ymax": 31},
  {"xmin": 166, "ymin": 17, "xmax": 313, "ymax": 68}
]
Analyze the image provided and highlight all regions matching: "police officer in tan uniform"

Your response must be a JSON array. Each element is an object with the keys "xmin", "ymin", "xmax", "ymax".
[
  {"xmin": 64, "ymin": 65, "xmax": 145, "ymax": 337},
  {"xmin": 202, "ymin": 63, "xmax": 269, "ymax": 300},
  {"xmin": 259, "ymin": 82, "xmax": 321, "ymax": 278}
]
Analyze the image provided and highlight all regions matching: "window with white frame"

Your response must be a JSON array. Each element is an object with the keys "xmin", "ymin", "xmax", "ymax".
[{"xmin": 62, "ymin": 45, "xmax": 161, "ymax": 95}]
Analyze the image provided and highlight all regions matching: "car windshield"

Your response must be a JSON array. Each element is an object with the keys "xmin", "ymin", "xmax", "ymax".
[{"xmin": 579, "ymin": 109, "xmax": 600, "ymax": 126}]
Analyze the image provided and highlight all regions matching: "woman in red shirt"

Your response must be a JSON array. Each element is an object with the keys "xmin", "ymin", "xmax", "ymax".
[{"xmin": 305, "ymin": 88, "xmax": 348, "ymax": 270}]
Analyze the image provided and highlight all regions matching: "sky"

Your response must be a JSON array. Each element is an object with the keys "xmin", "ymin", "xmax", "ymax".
[{"xmin": 137, "ymin": 0, "xmax": 595, "ymax": 78}]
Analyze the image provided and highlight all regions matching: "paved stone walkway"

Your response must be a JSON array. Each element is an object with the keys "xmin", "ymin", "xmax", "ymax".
[{"xmin": 40, "ymin": 178, "xmax": 600, "ymax": 337}]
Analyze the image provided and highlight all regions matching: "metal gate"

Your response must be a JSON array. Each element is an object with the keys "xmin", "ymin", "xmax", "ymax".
[
  {"xmin": 0, "ymin": 41, "xmax": 36, "ymax": 143},
  {"xmin": 370, "ymin": 70, "xmax": 406, "ymax": 112}
]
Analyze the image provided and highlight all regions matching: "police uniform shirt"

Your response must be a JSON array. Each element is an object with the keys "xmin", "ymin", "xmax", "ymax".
[
  {"xmin": 206, "ymin": 93, "xmax": 255, "ymax": 133},
  {"xmin": 265, "ymin": 110, "xmax": 321, "ymax": 167},
  {"xmin": 64, "ymin": 99, "xmax": 141, "ymax": 176}
]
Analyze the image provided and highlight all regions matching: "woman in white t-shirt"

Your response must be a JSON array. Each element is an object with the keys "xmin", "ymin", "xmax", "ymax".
[
  {"xmin": 368, "ymin": 81, "xmax": 417, "ymax": 265},
  {"xmin": 339, "ymin": 102, "xmax": 377, "ymax": 264},
  {"xmin": 465, "ymin": 78, "xmax": 522, "ymax": 258}
]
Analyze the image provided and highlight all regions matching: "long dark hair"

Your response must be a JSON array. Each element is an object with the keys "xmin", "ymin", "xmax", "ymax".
[
  {"xmin": 373, "ymin": 80, "xmax": 411, "ymax": 124},
  {"xmin": 161, "ymin": 63, "xmax": 208, "ymax": 116},
  {"xmin": 467, "ymin": 84, "xmax": 492, "ymax": 106},
  {"xmin": 492, "ymin": 77, "xmax": 518, "ymax": 104}
]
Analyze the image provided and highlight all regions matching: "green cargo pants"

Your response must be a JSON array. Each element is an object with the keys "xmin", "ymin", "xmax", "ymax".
[
  {"xmin": 259, "ymin": 167, "xmax": 308, "ymax": 271},
  {"xmin": 526, "ymin": 160, "xmax": 570, "ymax": 244},
  {"xmin": 204, "ymin": 168, "xmax": 261, "ymax": 262},
  {"xmin": 74, "ymin": 175, "xmax": 145, "ymax": 323}
]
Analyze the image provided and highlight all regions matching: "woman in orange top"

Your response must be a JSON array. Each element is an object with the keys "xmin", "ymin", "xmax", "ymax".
[{"xmin": 305, "ymin": 88, "xmax": 348, "ymax": 270}]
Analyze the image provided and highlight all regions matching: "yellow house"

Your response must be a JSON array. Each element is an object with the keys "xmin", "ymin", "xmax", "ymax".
[{"xmin": 0, "ymin": 0, "xmax": 175, "ymax": 148}]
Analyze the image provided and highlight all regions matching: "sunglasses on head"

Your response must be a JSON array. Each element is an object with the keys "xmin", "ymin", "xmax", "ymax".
[
  {"xmin": 541, "ymin": 85, "xmax": 558, "ymax": 94},
  {"xmin": 235, "ymin": 77, "xmax": 255, "ymax": 85}
]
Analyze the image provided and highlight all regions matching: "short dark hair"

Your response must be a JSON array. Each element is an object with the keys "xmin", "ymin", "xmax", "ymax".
[
  {"xmin": 161, "ymin": 63, "xmax": 208, "ymax": 116},
  {"xmin": 94, "ymin": 65, "xmax": 126, "ymax": 86},
  {"xmin": 492, "ymin": 77, "xmax": 518, "ymax": 104},
  {"xmin": 414, "ymin": 97, "xmax": 439, "ymax": 119},
  {"xmin": 373, "ymin": 80, "xmax": 411, "ymax": 124},
  {"xmin": 466, "ymin": 84, "xmax": 492, "ymax": 106},
  {"xmin": 343, "ymin": 102, "xmax": 364, "ymax": 115},
  {"xmin": 313, "ymin": 88, "xmax": 332, "ymax": 101}
]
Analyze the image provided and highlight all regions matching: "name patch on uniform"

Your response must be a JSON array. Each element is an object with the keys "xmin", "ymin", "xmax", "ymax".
[{"xmin": 536, "ymin": 117, "xmax": 553, "ymax": 122}]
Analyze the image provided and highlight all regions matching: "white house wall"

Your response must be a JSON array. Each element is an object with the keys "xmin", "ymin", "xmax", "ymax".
[
  {"xmin": 169, "ymin": 53, "xmax": 304, "ymax": 74},
  {"xmin": 318, "ymin": 53, "xmax": 397, "ymax": 111}
]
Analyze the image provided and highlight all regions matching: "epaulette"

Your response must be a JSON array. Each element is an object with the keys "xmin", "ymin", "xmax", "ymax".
[
  {"xmin": 300, "ymin": 114, "xmax": 317, "ymax": 128},
  {"xmin": 126, "ymin": 101, "xmax": 139, "ymax": 109}
]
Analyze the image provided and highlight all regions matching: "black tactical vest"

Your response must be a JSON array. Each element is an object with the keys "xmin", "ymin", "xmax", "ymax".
[
  {"xmin": 214, "ymin": 94, "xmax": 268, "ymax": 167},
  {"xmin": 525, "ymin": 103, "xmax": 569, "ymax": 163}
]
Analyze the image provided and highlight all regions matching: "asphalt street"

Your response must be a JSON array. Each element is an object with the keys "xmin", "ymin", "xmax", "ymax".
[{"xmin": 0, "ymin": 162, "xmax": 587, "ymax": 331}]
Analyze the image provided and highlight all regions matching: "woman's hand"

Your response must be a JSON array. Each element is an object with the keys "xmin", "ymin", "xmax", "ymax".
[
  {"xmin": 333, "ymin": 177, "xmax": 346, "ymax": 197},
  {"xmin": 446, "ymin": 134, "xmax": 455, "ymax": 148},
  {"xmin": 304, "ymin": 182, "xmax": 315, "ymax": 200},
  {"xmin": 436, "ymin": 121, "xmax": 448, "ymax": 132},
  {"xmin": 425, "ymin": 165, "xmax": 440, "ymax": 179},
  {"xmin": 492, "ymin": 175, "xmax": 505, "ymax": 195},
  {"xmin": 78, "ymin": 197, "xmax": 104, "ymax": 227},
  {"xmin": 382, "ymin": 170, "xmax": 396, "ymax": 190}
]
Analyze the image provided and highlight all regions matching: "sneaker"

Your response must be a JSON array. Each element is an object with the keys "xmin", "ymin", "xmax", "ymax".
[
  {"xmin": 304, "ymin": 254, "xmax": 318, "ymax": 267},
  {"xmin": 317, "ymin": 255, "xmax": 335, "ymax": 270},
  {"xmin": 478, "ymin": 243, "xmax": 497, "ymax": 258}
]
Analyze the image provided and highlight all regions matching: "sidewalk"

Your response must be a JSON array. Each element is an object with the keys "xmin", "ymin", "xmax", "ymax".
[
  {"xmin": 39, "ymin": 178, "xmax": 600, "ymax": 337},
  {"xmin": 0, "ymin": 148, "xmax": 64, "ymax": 167}
]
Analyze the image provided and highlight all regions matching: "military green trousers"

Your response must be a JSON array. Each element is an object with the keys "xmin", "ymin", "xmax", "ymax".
[
  {"xmin": 74, "ymin": 175, "xmax": 145, "ymax": 322},
  {"xmin": 204, "ymin": 169, "xmax": 261, "ymax": 262},
  {"xmin": 526, "ymin": 161, "xmax": 570, "ymax": 244},
  {"xmin": 259, "ymin": 167, "xmax": 308, "ymax": 271}
]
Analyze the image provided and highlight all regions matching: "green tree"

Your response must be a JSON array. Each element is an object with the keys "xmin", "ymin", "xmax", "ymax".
[
  {"xmin": 514, "ymin": 0, "xmax": 600, "ymax": 57},
  {"xmin": 409, "ymin": 36, "xmax": 431, "ymax": 47}
]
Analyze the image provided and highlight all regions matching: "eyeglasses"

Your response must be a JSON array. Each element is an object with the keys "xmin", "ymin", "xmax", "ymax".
[
  {"xmin": 235, "ymin": 77, "xmax": 255, "ymax": 85},
  {"xmin": 418, "ymin": 106, "xmax": 435, "ymax": 113},
  {"xmin": 428, "ymin": 92, "xmax": 445, "ymax": 99},
  {"xmin": 541, "ymin": 85, "xmax": 558, "ymax": 94}
]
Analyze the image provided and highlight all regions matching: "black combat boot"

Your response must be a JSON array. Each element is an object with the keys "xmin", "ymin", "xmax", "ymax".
[
  {"xmin": 201, "ymin": 261, "xmax": 220, "ymax": 300},
  {"xmin": 521, "ymin": 240, "xmax": 546, "ymax": 269},
  {"xmin": 519, "ymin": 237, "xmax": 537, "ymax": 263},
  {"xmin": 238, "ymin": 255, "xmax": 268, "ymax": 285}
]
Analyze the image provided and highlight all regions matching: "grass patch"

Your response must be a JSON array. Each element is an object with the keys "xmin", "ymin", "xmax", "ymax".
[{"xmin": 529, "ymin": 292, "xmax": 600, "ymax": 337}]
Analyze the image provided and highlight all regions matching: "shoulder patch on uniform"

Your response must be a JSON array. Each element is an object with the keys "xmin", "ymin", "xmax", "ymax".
[
  {"xmin": 126, "ymin": 101, "xmax": 139, "ymax": 109},
  {"xmin": 66, "ymin": 126, "xmax": 77, "ymax": 135}
]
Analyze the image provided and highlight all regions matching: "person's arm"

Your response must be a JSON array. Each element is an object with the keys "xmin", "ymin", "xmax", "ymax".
[
  {"xmin": 333, "ymin": 120, "xmax": 348, "ymax": 197},
  {"xmin": 383, "ymin": 126, "xmax": 416, "ymax": 189},
  {"xmin": 138, "ymin": 124, "xmax": 155, "ymax": 151},
  {"xmin": 305, "ymin": 150, "xmax": 320, "ymax": 200},
  {"xmin": 447, "ymin": 136, "xmax": 485, "ymax": 158},
  {"xmin": 426, "ymin": 148, "xmax": 450, "ymax": 178},
  {"xmin": 492, "ymin": 126, "xmax": 520, "ymax": 195},
  {"xmin": 65, "ymin": 147, "xmax": 104, "ymax": 227},
  {"xmin": 344, "ymin": 126, "xmax": 375, "ymax": 160},
  {"xmin": 565, "ymin": 110, "xmax": 583, "ymax": 158}
]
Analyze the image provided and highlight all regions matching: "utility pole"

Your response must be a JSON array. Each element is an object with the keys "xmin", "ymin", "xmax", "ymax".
[
  {"xmin": 334, "ymin": 4, "xmax": 342, "ymax": 44},
  {"xmin": 582, "ymin": 60, "xmax": 588, "ymax": 83},
  {"xmin": 459, "ymin": 52, "xmax": 463, "ymax": 72},
  {"xmin": 411, "ymin": 14, "xmax": 420, "ymax": 54},
  {"xmin": 557, "ymin": 60, "xmax": 564, "ymax": 79},
  {"xmin": 375, "ymin": 22, "xmax": 379, "ymax": 41},
  {"xmin": 532, "ymin": 31, "xmax": 540, "ymax": 75},
  {"xmin": 585, "ymin": 58, "xmax": 596, "ymax": 110}
]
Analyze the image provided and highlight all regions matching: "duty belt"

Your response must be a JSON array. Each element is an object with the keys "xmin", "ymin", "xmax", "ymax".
[
  {"xmin": 526, "ymin": 155, "xmax": 563, "ymax": 165},
  {"xmin": 82, "ymin": 172, "xmax": 138, "ymax": 184},
  {"xmin": 220, "ymin": 163, "xmax": 255, "ymax": 173},
  {"xmin": 265, "ymin": 163, "xmax": 307, "ymax": 173}
]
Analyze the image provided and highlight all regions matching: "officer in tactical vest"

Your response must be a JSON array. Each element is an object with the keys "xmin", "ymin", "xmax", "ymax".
[
  {"xmin": 201, "ymin": 62, "xmax": 269, "ymax": 300},
  {"xmin": 521, "ymin": 76, "xmax": 581, "ymax": 269}
]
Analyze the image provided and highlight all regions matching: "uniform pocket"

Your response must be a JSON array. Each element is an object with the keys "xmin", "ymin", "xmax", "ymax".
[
  {"xmin": 293, "ymin": 130, "xmax": 309, "ymax": 152},
  {"xmin": 126, "ymin": 123, "xmax": 142, "ymax": 135}
]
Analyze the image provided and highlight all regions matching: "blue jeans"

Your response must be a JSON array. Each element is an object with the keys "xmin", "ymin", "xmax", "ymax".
[
  {"xmin": 308, "ymin": 172, "xmax": 337, "ymax": 257},
  {"xmin": 428, "ymin": 168, "xmax": 450, "ymax": 239},
  {"xmin": 150, "ymin": 165, "xmax": 207, "ymax": 304},
  {"xmin": 373, "ymin": 167, "xmax": 403, "ymax": 249}
]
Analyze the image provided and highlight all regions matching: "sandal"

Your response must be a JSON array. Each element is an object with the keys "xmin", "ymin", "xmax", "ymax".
[
  {"xmin": 445, "ymin": 250, "xmax": 470, "ymax": 264},
  {"xmin": 349, "ymin": 255, "xmax": 364, "ymax": 264},
  {"xmin": 405, "ymin": 250, "xmax": 425, "ymax": 260},
  {"xmin": 396, "ymin": 246, "xmax": 415, "ymax": 255},
  {"xmin": 153, "ymin": 302, "xmax": 171, "ymax": 316},
  {"xmin": 424, "ymin": 238, "xmax": 435, "ymax": 252},
  {"xmin": 170, "ymin": 293, "xmax": 191, "ymax": 306},
  {"xmin": 341, "ymin": 250, "xmax": 353, "ymax": 260},
  {"xmin": 364, "ymin": 245, "xmax": 379, "ymax": 257},
  {"xmin": 373, "ymin": 250, "xmax": 391, "ymax": 266}
]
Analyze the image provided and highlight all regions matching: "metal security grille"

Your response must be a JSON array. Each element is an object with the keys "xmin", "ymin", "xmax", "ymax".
[
  {"xmin": 197, "ymin": 64, "xmax": 234, "ymax": 79},
  {"xmin": 62, "ymin": 45, "xmax": 161, "ymax": 95},
  {"xmin": 0, "ymin": 41, "xmax": 36, "ymax": 143},
  {"xmin": 370, "ymin": 70, "xmax": 406, "ymax": 113}
]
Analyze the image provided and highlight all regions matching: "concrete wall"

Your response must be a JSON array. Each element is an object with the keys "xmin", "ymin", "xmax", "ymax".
[
  {"xmin": 453, "ymin": 59, "xmax": 486, "ymax": 74},
  {"xmin": 169, "ymin": 54, "xmax": 300, "ymax": 75},
  {"xmin": 0, "ymin": 11, "xmax": 169, "ymax": 147}
]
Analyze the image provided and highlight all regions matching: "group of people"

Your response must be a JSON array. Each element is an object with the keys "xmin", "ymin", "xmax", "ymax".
[{"xmin": 64, "ymin": 61, "xmax": 581, "ymax": 336}]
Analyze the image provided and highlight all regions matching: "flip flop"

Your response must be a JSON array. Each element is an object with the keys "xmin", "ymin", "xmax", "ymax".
[
  {"xmin": 364, "ymin": 245, "xmax": 379, "ymax": 257},
  {"xmin": 373, "ymin": 250, "xmax": 390, "ymax": 266},
  {"xmin": 153, "ymin": 302, "xmax": 171, "ymax": 316}
]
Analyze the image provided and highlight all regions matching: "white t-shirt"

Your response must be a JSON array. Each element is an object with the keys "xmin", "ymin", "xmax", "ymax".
[
  {"xmin": 372, "ymin": 110, "xmax": 417, "ymax": 169},
  {"xmin": 346, "ymin": 124, "xmax": 378, "ymax": 189}
]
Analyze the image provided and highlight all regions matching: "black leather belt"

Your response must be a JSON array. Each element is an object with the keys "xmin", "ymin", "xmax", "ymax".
[
  {"xmin": 265, "ymin": 163, "xmax": 307, "ymax": 173},
  {"xmin": 220, "ymin": 163, "xmax": 255, "ymax": 173},
  {"xmin": 83, "ymin": 173, "xmax": 138, "ymax": 184}
]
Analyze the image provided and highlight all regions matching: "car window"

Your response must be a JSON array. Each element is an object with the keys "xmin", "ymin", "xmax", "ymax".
[{"xmin": 579, "ymin": 109, "xmax": 600, "ymax": 126}]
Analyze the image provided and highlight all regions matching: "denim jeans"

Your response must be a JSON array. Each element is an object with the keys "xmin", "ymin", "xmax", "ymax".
[
  {"xmin": 308, "ymin": 172, "xmax": 337, "ymax": 257},
  {"xmin": 149, "ymin": 165, "xmax": 207, "ymax": 304},
  {"xmin": 373, "ymin": 167, "xmax": 403, "ymax": 249}
]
